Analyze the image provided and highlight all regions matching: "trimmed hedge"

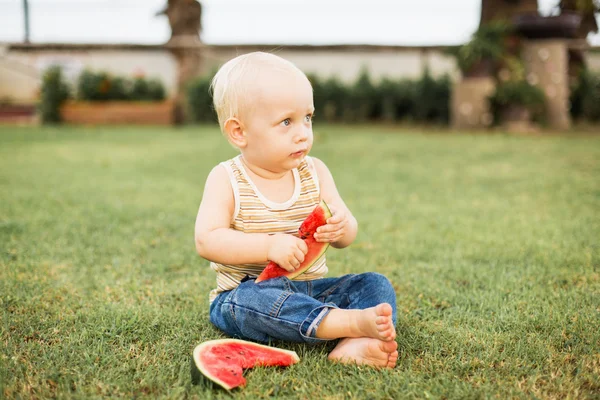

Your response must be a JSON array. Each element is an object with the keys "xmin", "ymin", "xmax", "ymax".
[
  {"xmin": 77, "ymin": 70, "xmax": 166, "ymax": 102},
  {"xmin": 187, "ymin": 73, "xmax": 216, "ymax": 124},
  {"xmin": 39, "ymin": 66, "xmax": 70, "ymax": 124},
  {"xmin": 186, "ymin": 69, "xmax": 451, "ymax": 125},
  {"xmin": 39, "ymin": 67, "xmax": 168, "ymax": 124},
  {"xmin": 570, "ymin": 69, "xmax": 600, "ymax": 122}
]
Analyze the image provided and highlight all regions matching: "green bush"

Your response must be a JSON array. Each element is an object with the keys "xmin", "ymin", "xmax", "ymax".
[
  {"xmin": 107, "ymin": 77, "xmax": 130, "ymax": 101},
  {"xmin": 489, "ymin": 80, "xmax": 546, "ymax": 123},
  {"xmin": 348, "ymin": 68, "xmax": 377, "ymax": 122},
  {"xmin": 130, "ymin": 77, "xmax": 149, "ymax": 101},
  {"xmin": 571, "ymin": 69, "xmax": 600, "ymax": 122},
  {"xmin": 310, "ymin": 75, "xmax": 350, "ymax": 122},
  {"xmin": 187, "ymin": 73, "xmax": 217, "ymax": 123},
  {"xmin": 582, "ymin": 73, "xmax": 600, "ymax": 122},
  {"xmin": 78, "ymin": 70, "xmax": 115, "ymax": 101},
  {"xmin": 76, "ymin": 70, "xmax": 166, "ymax": 102},
  {"xmin": 39, "ymin": 66, "xmax": 70, "ymax": 124},
  {"xmin": 377, "ymin": 78, "xmax": 417, "ymax": 122},
  {"xmin": 147, "ymin": 79, "xmax": 167, "ymax": 101},
  {"xmin": 188, "ymin": 68, "xmax": 451, "ymax": 125},
  {"xmin": 450, "ymin": 21, "xmax": 512, "ymax": 74},
  {"xmin": 413, "ymin": 70, "xmax": 451, "ymax": 123},
  {"xmin": 491, "ymin": 80, "xmax": 546, "ymax": 108}
]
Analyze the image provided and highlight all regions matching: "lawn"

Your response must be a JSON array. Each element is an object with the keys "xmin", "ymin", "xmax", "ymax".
[{"xmin": 1, "ymin": 125, "xmax": 599, "ymax": 399}]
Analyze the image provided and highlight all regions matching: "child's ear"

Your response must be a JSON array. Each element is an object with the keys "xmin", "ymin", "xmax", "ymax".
[{"xmin": 224, "ymin": 118, "xmax": 247, "ymax": 148}]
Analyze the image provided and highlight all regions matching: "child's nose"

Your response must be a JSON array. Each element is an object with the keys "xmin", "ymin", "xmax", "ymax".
[{"xmin": 294, "ymin": 126, "xmax": 310, "ymax": 143}]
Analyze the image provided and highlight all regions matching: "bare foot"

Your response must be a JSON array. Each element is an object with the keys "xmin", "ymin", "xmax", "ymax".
[
  {"xmin": 328, "ymin": 337, "xmax": 398, "ymax": 369},
  {"xmin": 354, "ymin": 303, "xmax": 396, "ymax": 341},
  {"xmin": 315, "ymin": 303, "xmax": 396, "ymax": 341}
]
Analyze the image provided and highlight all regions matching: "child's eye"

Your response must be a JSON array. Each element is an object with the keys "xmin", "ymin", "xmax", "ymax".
[
  {"xmin": 281, "ymin": 118, "xmax": 291, "ymax": 126},
  {"xmin": 305, "ymin": 114, "xmax": 313, "ymax": 123}
]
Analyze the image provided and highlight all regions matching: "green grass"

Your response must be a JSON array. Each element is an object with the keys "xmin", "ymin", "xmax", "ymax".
[{"xmin": 1, "ymin": 125, "xmax": 599, "ymax": 399}]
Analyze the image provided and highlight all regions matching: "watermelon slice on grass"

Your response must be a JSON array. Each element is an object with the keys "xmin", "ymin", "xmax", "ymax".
[
  {"xmin": 255, "ymin": 200, "xmax": 332, "ymax": 283},
  {"xmin": 191, "ymin": 339, "xmax": 300, "ymax": 390}
]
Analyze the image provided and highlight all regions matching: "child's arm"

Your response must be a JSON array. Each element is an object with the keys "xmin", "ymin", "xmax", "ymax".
[
  {"xmin": 195, "ymin": 165, "xmax": 307, "ymax": 270},
  {"xmin": 311, "ymin": 157, "xmax": 358, "ymax": 249}
]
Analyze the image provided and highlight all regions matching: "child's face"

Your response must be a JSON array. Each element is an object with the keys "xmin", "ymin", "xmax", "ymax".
[{"xmin": 239, "ymin": 68, "xmax": 314, "ymax": 174}]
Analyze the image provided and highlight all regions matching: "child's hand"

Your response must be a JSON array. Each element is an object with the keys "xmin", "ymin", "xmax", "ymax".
[
  {"xmin": 267, "ymin": 234, "xmax": 309, "ymax": 272},
  {"xmin": 314, "ymin": 205, "xmax": 349, "ymax": 244}
]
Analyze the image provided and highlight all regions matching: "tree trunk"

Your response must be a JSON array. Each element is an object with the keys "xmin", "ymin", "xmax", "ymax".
[{"xmin": 480, "ymin": 0, "xmax": 540, "ymax": 27}]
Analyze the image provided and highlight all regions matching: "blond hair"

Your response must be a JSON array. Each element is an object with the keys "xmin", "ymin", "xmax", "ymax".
[{"xmin": 210, "ymin": 52, "xmax": 308, "ymax": 131}]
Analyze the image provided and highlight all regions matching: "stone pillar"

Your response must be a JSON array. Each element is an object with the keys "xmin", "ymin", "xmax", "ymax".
[
  {"xmin": 522, "ymin": 39, "xmax": 571, "ymax": 130},
  {"xmin": 451, "ymin": 77, "xmax": 496, "ymax": 129}
]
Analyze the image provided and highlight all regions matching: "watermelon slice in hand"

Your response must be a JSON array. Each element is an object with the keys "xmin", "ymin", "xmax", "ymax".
[
  {"xmin": 191, "ymin": 339, "xmax": 300, "ymax": 390},
  {"xmin": 255, "ymin": 200, "xmax": 332, "ymax": 283}
]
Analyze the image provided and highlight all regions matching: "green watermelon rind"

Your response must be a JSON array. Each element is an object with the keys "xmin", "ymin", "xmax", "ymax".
[
  {"xmin": 191, "ymin": 339, "xmax": 300, "ymax": 390},
  {"xmin": 255, "ymin": 200, "xmax": 332, "ymax": 283}
]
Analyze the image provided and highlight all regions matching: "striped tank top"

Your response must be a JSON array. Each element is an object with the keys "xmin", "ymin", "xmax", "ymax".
[{"xmin": 209, "ymin": 155, "xmax": 328, "ymax": 302}]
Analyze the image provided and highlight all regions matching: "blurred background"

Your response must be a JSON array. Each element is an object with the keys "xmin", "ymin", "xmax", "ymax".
[{"xmin": 1, "ymin": 0, "xmax": 599, "ymax": 129}]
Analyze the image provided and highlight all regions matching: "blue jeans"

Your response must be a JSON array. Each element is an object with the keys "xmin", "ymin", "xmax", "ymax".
[{"xmin": 209, "ymin": 272, "xmax": 397, "ymax": 344}]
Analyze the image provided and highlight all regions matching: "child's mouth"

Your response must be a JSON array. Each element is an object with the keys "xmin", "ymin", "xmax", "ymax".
[{"xmin": 290, "ymin": 151, "xmax": 305, "ymax": 158}]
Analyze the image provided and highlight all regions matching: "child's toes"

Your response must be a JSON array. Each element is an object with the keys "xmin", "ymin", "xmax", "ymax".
[
  {"xmin": 375, "ymin": 303, "xmax": 393, "ymax": 317},
  {"xmin": 380, "ymin": 328, "xmax": 395, "ymax": 341},
  {"xmin": 387, "ymin": 351, "xmax": 399, "ymax": 368}
]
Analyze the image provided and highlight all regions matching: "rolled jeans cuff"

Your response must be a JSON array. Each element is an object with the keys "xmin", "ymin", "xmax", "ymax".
[{"xmin": 299, "ymin": 303, "xmax": 338, "ymax": 344}]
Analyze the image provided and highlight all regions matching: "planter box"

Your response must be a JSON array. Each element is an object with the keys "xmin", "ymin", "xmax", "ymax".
[
  {"xmin": 0, "ymin": 104, "xmax": 37, "ymax": 124},
  {"xmin": 61, "ymin": 101, "xmax": 174, "ymax": 125},
  {"xmin": 501, "ymin": 105, "xmax": 537, "ymax": 133}
]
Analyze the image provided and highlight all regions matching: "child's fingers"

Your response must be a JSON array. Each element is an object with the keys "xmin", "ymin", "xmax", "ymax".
[
  {"xmin": 294, "ymin": 248, "xmax": 305, "ymax": 264},
  {"xmin": 288, "ymin": 255, "xmax": 302, "ymax": 270},
  {"xmin": 281, "ymin": 260, "xmax": 296, "ymax": 272},
  {"xmin": 317, "ymin": 220, "xmax": 346, "ymax": 234},
  {"xmin": 297, "ymin": 239, "xmax": 308, "ymax": 254},
  {"xmin": 326, "ymin": 212, "xmax": 344, "ymax": 225},
  {"xmin": 315, "ymin": 230, "xmax": 343, "ymax": 243}
]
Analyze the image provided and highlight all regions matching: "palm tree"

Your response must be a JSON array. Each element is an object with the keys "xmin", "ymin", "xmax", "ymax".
[{"xmin": 23, "ymin": 0, "xmax": 30, "ymax": 43}]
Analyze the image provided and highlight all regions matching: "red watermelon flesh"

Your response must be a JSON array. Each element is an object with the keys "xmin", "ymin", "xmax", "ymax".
[
  {"xmin": 255, "ymin": 200, "xmax": 332, "ymax": 283},
  {"xmin": 191, "ymin": 339, "xmax": 300, "ymax": 390}
]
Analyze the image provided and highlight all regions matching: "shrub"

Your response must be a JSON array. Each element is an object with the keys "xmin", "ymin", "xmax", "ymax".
[
  {"xmin": 489, "ymin": 80, "xmax": 546, "ymax": 123},
  {"xmin": 310, "ymin": 75, "xmax": 350, "ymax": 122},
  {"xmin": 76, "ymin": 70, "xmax": 166, "ymax": 102},
  {"xmin": 78, "ymin": 70, "xmax": 115, "ymax": 101},
  {"xmin": 450, "ymin": 21, "xmax": 512, "ymax": 74},
  {"xmin": 187, "ymin": 68, "xmax": 451, "ymax": 125},
  {"xmin": 147, "ymin": 79, "xmax": 167, "ymax": 101},
  {"xmin": 187, "ymin": 73, "xmax": 216, "ymax": 123},
  {"xmin": 491, "ymin": 80, "xmax": 546, "ymax": 108},
  {"xmin": 413, "ymin": 70, "xmax": 451, "ymax": 123},
  {"xmin": 39, "ymin": 66, "xmax": 70, "ymax": 124},
  {"xmin": 571, "ymin": 69, "xmax": 600, "ymax": 122},
  {"xmin": 581, "ymin": 73, "xmax": 600, "ymax": 122},
  {"xmin": 377, "ymin": 78, "xmax": 417, "ymax": 122},
  {"xmin": 130, "ymin": 77, "xmax": 149, "ymax": 101},
  {"xmin": 348, "ymin": 68, "xmax": 377, "ymax": 122}
]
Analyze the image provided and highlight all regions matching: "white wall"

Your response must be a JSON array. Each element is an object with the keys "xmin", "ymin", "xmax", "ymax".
[
  {"xmin": 0, "ymin": 45, "xmax": 178, "ymax": 103},
  {"xmin": 1, "ymin": 43, "xmax": 599, "ymax": 104}
]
